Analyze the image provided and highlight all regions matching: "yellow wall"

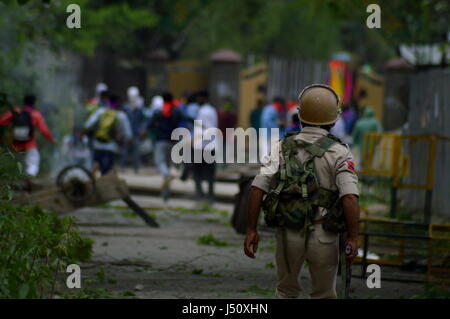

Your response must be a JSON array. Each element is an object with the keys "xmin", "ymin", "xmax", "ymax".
[
  {"xmin": 167, "ymin": 60, "xmax": 209, "ymax": 99},
  {"xmin": 238, "ymin": 63, "xmax": 268, "ymax": 128},
  {"xmin": 356, "ymin": 70, "xmax": 385, "ymax": 122}
]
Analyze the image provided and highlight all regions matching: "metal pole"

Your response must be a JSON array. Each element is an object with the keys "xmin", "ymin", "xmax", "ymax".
[
  {"xmin": 362, "ymin": 233, "xmax": 369, "ymax": 277},
  {"xmin": 390, "ymin": 185, "xmax": 398, "ymax": 218},
  {"xmin": 424, "ymin": 190, "xmax": 433, "ymax": 224},
  {"xmin": 424, "ymin": 137, "xmax": 436, "ymax": 224},
  {"xmin": 122, "ymin": 196, "xmax": 159, "ymax": 228},
  {"xmin": 390, "ymin": 135, "xmax": 400, "ymax": 219}
]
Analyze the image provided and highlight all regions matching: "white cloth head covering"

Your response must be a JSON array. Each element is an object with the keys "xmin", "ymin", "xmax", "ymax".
[
  {"xmin": 151, "ymin": 95, "xmax": 164, "ymax": 111},
  {"xmin": 127, "ymin": 86, "xmax": 140, "ymax": 100},
  {"xmin": 127, "ymin": 86, "xmax": 142, "ymax": 109},
  {"xmin": 95, "ymin": 83, "xmax": 108, "ymax": 97}
]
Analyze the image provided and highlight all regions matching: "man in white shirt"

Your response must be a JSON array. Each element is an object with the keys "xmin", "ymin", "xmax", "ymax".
[
  {"xmin": 192, "ymin": 90, "xmax": 218, "ymax": 204},
  {"xmin": 330, "ymin": 116, "xmax": 346, "ymax": 139}
]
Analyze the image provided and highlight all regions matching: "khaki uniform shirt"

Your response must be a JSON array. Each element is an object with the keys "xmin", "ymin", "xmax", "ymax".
[{"xmin": 252, "ymin": 126, "xmax": 359, "ymax": 218}]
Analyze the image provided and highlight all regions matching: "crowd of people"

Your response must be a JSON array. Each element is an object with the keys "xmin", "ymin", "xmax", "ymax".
[
  {"xmin": 72, "ymin": 84, "xmax": 229, "ymax": 204},
  {"xmin": 0, "ymin": 83, "xmax": 382, "ymax": 202}
]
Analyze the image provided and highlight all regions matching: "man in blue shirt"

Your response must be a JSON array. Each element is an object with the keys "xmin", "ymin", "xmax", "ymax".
[{"xmin": 259, "ymin": 97, "xmax": 284, "ymax": 159}]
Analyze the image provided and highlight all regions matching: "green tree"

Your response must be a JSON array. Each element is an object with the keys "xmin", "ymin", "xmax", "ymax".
[
  {"xmin": 0, "ymin": 0, "xmax": 159, "ymax": 104},
  {"xmin": 324, "ymin": 0, "xmax": 450, "ymax": 66}
]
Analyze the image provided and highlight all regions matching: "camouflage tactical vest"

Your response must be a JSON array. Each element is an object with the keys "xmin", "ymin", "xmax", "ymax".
[{"xmin": 262, "ymin": 133, "xmax": 346, "ymax": 234}]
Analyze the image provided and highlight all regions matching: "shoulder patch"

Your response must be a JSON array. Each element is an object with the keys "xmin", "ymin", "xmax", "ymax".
[{"xmin": 347, "ymin": 160, "xmax": 356, "ymax": 173}]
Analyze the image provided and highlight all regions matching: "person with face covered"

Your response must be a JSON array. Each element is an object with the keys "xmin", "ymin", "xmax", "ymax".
[{"xmin": 147, "ymin": 92, "xmax": 183, "ymax": 201}]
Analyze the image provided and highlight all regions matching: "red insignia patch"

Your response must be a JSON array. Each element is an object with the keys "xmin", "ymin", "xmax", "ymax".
[{"xmin": 347, "ymin": 161, "xmax": 355, "ymax": 172}]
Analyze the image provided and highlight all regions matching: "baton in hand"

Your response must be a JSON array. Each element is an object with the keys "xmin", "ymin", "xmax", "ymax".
[{"xmin": 344, "ymin": 244, "xmax": 352, "ymax": 299}]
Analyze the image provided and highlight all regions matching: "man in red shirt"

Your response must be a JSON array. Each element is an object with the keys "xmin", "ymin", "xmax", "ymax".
[{"xmin": 0, "ymin": 95, "xmax": 56, "ymax": 176}]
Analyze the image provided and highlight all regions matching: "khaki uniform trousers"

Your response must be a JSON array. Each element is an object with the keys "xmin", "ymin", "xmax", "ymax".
[{"xmin": 275, "ymin": 224, "xmax": 339, "ymax": 299}]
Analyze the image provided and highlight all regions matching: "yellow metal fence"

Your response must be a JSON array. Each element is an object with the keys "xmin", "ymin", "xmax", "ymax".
[
  {"xmin": 360, "ymin": 132, "xmax": 437, "ymax": 191},
  {"xmin": 355, "ymin": 218, "xmax": 450, "ymax": 285}
]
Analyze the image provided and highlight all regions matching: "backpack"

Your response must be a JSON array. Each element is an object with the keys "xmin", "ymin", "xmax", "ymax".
[
  {"xmin": 94, "ymin": 109, "xmax": 117, "ymax": 142},
  {"xmin": 12, "ymin": 110, "xmax": 34, "ymax": 142},
  {"xmin": 261, "ymin": 133, "xmax": 346, "ymax": 236}
]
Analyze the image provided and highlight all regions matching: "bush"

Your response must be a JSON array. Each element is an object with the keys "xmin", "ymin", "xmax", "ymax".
[
  {"xmin": 0, "ymin": 147, "xmax": 94, "ymax": 299},
  {"xmin": 0, "ymin": 204, "xmax": 94, "ymax": 298},
  {"xmin": 0, "ymin": 148, "xmax": 27, "ymax": 203}
]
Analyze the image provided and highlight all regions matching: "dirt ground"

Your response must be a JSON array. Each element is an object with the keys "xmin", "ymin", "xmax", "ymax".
[{"xmin": 59, "ymin": 194, "xmax": 438, "ymax": 299}]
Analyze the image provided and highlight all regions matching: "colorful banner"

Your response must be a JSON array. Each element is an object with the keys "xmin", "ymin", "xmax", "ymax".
[{"xmin": 328, "ymin": 60, "xmax": 353, "ymax": 105}]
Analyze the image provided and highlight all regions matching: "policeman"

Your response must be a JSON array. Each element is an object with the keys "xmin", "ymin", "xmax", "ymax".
[{"xmin": 244, "ymin": 84, "xmax": 360, "ymax": 299}]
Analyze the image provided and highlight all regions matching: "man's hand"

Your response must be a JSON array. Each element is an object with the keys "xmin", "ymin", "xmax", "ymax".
[
  {"xmin": 244, "ymin": 186, "xmax": 265, "ymax": 259},
  {"xmin": 344, "ymin": 238, "xmax": 358, "ymax": 264},
  {"xmin": 342, "ymin": 194, "xmax": 360, "ymax": 265},
  {"xmin": 244, "ymin": 230, "xmax": 259, "ymax": 259}
]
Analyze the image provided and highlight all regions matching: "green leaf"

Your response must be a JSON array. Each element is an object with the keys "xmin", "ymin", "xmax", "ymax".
[{"xmin": 18, "ymin": 283, "xmax": 29, "ymax": 299}]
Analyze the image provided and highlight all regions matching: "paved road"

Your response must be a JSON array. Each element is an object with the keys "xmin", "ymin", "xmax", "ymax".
[{"xmin": 61, "ymin": 194, "xmax": 429, "ymax": 299}]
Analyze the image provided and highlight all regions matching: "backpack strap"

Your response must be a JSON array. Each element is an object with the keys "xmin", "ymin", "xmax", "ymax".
[
  {"xmin": 281, "ymin": 135, "xmax": 298, "ymax": 179},
  {"xmin": 272, "ymin": 139, "xmax": 287, "ymax": 195},
  {"xmin": 303, "ymin": 135, "xmax": 338, "ymax": 159},
  {"xmin": 326, "ymin": 133, "xmax": 343, "ymax": 144},
  {"xmin": 272, "ymin": 135, "xmax": 297, "ymax": 196}
]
